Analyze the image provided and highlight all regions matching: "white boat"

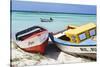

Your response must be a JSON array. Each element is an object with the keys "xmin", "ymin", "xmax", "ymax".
[
  {"xmin": 49, "ymin": 23, "xmax": 96, "ymax": 59},
  {"xmin": 15, "ymin": 26, "xmax": 49, "ymax": 54}
]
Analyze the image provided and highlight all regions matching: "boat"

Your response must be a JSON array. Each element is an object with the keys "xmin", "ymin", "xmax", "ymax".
[
  {"xmin": 40, "ymin": 18, "xmax": 53, "ymax": 22},
  {"xmin": 49, "ymin": 23, "xmax": 96, "ymax": 59},
  {"xmin": 15, "ymin": 26, "xmax": 49, "ymax": 54}
]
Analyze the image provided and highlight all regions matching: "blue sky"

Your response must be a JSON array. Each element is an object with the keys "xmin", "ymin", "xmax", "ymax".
[{"xmin": 11, "ymin": 0, "xmax": 96, "ymax": 14}]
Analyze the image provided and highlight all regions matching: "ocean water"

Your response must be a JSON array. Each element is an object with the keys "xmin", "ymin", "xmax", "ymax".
[{"xmin": 12, "ymin": 11, "xmax": 96, "ymax": 40}]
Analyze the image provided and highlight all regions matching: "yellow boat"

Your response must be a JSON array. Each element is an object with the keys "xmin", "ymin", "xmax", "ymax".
[{"xmin": 49, "ymin": 23, "xmax": 96, "ymax": 59}]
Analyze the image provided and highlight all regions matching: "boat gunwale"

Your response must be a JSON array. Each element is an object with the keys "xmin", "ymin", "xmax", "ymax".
[
  {"xmin": 16, "ymin": 26, "xmax": 48, "ymax": 41},
  {"xmin": 53, "ymin": 39, "xmax": 96, "ymax": 47},
  {"xmin": 54, "ymin": 41, "xmax": 96, "ymax": 47}
]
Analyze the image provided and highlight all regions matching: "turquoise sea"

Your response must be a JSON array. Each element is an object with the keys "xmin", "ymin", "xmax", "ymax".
[{"xmin": 12, "ymin": 11, "xmax": 96, "ymax": 40}]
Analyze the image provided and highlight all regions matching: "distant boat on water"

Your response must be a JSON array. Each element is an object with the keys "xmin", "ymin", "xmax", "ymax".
[{"xmin": 40, "ymin": 17, "xmax": 53, "ymax": 22}]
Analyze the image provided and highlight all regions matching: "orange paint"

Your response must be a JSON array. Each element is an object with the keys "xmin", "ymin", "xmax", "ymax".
[{"xmin": 21, "ymin": 39, "xmax": 48, "ymax": 54}]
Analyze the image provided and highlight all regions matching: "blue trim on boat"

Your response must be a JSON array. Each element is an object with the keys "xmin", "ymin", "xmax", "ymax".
[
  {"xmin": 49, "ymin": 33, "xmax": 96, "ymax": 46},
  {"xmin": 54, "ymin": 38, "xmax": 96, "ymax": 46},
  {"xmin": 11, "ymin": 0, "xmax": 96, "ymax": 15}
]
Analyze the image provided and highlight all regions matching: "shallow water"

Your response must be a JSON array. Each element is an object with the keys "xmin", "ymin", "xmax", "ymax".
[{"xmin": 11, "ymin": 11, "xmax": 96, "ymax": 40}]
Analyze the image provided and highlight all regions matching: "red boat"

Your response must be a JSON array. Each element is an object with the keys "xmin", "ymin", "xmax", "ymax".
[{"xmin": 15, "ymin": 26, "xmax": 49, "ymax": 54}]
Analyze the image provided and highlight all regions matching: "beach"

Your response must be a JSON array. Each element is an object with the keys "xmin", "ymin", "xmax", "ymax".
[{"xmin": 11, "ymin": 41, "xmax": 95, "ymax": 67}]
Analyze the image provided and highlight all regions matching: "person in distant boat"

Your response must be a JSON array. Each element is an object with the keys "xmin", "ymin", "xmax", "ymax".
[{"xmin": 50, "ymin": 17, "xmax": 53, "ymax": 21}]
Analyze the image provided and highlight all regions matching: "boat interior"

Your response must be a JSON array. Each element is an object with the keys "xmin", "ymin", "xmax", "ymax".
[
  {"xmin": 58, "ymin": 35, "xmax": 70, "ymax": 41},
  {"xmin": 16, "ymin": 26, "xmax": 47, "ymax": 41}
]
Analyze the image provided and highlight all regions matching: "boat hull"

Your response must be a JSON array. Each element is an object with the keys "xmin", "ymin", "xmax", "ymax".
[
  {"xmin": 56, "ymin": 43, "xmax": 96, "ymax": 59},
  {"xmin": 16, "ymin": 31, "xmax": 48, "ymax": 54},
  {"xmin": 56, "ymin": 43, "xmax": 96, "ymax": 53},
  {"xmin": 21, "ymin": 39, "xmax": 48, "ymax": 54}
]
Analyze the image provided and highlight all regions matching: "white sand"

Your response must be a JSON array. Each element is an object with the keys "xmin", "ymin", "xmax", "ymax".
[{"xmin": 11, "ymin": 41, "xmax": 94, "ymax": 67}]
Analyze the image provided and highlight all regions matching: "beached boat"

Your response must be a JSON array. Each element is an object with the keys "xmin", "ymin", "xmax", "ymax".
[
  {"xmin": 15, "ymin": 26, "xmax": 49, "ymax": 54},
  {"xmin": 49, "ymin": 23, "xmax": 96, "ymax": 59}
]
